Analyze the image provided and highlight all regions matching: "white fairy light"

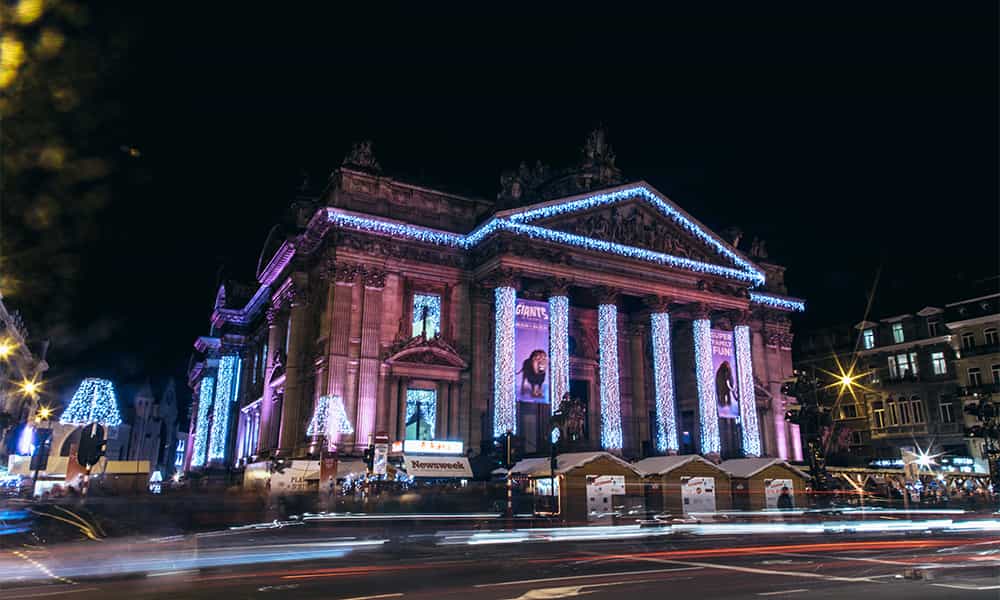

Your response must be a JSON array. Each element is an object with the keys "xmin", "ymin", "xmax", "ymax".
[{"xmin": 650, "ymin": 312, "xmax": 679, "ymax": 453}]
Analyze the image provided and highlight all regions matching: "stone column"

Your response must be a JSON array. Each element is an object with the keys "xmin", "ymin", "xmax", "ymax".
[
  {"xmin": 647, "ymin": 296, "xmax": 679, "ymax": 454},
  {"xmin": 691, "ymin": 303, "xmax": 721, "ymax": 457},
  {"xmin": 258, "ymin": 307, "xmax": 285, "ymax": 455},
  {"xmin": 279, "ymin": 283, "xmax": 309, "ymax": 453},
  {"xmin": 326, "ymin": 263, "xmax": 357, "ymax": 449},
  {"xmin": 355, "ymin": 267, "xmax": 386, "ymax": 450},
  {"xmin": 733, "ymin": 311, "xmax": 762, "ymax": 457},
  {"xmin": 548, "ymin": 279, "xmax": 571, "ymax": 415},
  {"xmin": 596, "ymin": 287, "xmax": 623, "ymax": 451},
  {"xmin": 493, "ymin": 276, "xmax": 518, "ymax": 437}
]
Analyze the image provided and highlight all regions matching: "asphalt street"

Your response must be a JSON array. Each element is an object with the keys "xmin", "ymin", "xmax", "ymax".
[{"xmin": 3, "ymin": 524, "xmax": 999, "ymax": 599}]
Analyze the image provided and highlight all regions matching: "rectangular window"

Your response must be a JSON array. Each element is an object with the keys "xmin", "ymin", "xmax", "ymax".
[
  {"xmin": 892, "ymin": 323, "xmax": 905, "ymax": 344},
  {"xmin": 927, "ymin": 321, "xmax": 939, "ymax": 337},
  {"xmin": 412, "ymin": 293, "xmax": 442, "ymax": 338},
  {"xmin": 405, "ymin": 388, "xmax": 437, "ymax": 441},
  {"xmin": 940, "ymin": 402, "xmax": 955, "ymax": 423},
  {"xmin": 888, "ymin": 356, "xmax": 898, "ymax": 379},
  {"xmin": 911, "ymin": 399, "xmax": 924, "ymax": 423},
  {"xmin": 888, "ymin": 402, "xmax": 899, "ymax": 426},
  {"xmin": 909, "ymin": 352, "xmax": 919, "ymax": 377},
  {"xmin": 862, "ymin": 329, "xmax": 875, "ymax": 349},
  {"xmin": 873, "ymin": 406, "xmax": 885, "ymax": 429},
  {"xmin": 987, "ymin": 328, "xmax": 999, "ymax": 346},
  {"xmin": 898, "ymin": 401, "xmax": 910, "ymax": 425},
  {"xmin": 893, "ymin": 353, "xmax": 912, "ymax": 378},
  {"xmin": 931, "ymin": 352, "xmax": 947, "ymax": 375},
  {"xmin": 841, "ymin": 404, "xmax": 858, "ymax": 419},
  {"xmin": 850, "ymin": 431, "xmax": 863, "ymax": 445},
  {"xmin": 992, "ymin": 364, "xmax": 1000, "ymax": 383},
  {"xmin": 962, "ymin": 332, "xmax": 976, "ymax": 349},
  {"xmin": 969, "ymin": 367, "xmax": 982, "ymax": 387}
]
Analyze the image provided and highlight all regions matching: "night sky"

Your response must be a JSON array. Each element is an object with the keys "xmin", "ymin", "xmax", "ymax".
[{"xmin": 15, "ymin": 4, "xmax": 999, "ymax": 411}]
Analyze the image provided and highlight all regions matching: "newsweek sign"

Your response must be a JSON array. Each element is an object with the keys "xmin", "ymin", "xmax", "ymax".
[
  {"xmin": 404, "ymin": 456, "xmax": 473, "ymax": 478},
  {"xmin": 403, "ymin": 439, "xmax": 464, "ymax": 455}
]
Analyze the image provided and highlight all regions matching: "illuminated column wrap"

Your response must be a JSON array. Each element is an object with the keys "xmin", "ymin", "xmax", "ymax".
[
  {"xmin": 208, "ymin": 354, "xmax": 241, "ymax": 461},
  {"xmin": 693, "ymin": 316, "xmax": 720, "ymax": 455},
  {"xmin": 734, "ymin": 325, "xmax": 761, "ymax": 456},
  {"xmin": 493, "ymin": 286, "xmax": 517, "ymax": 436},
  {"xmin": 191, "ymin": 377, "xmax": 215, "ymax": 467},
  {"xmin": 597, "ymin": 302, "xmax": 623, "ymax": 450},
  {"xmin": 650, "ymin": 312, "xmax": 679, "ymax": 453},
  {"xmin": 548, "ymin": 295, "xmax": 569, "ymax": 414}
]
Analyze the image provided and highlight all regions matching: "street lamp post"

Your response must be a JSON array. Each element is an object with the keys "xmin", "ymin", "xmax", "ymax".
[{"xmin": 30, "ymin": 406, "xmax": 52, "ymax": 498}]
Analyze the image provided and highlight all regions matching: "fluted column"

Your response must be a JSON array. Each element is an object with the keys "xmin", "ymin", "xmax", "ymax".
[
  {"xmin": 691, "ymin": 303, "xmax": 721, "ymax": 456},
  {"xmin": 279, "ymin": 284, "xmax": 309, "ymax": 452},
  {"xmin": 596, "ymin": 287, "xmax": 623, "ymax": 451},
  {"xmin": 733, "ymin": 312, "xmax": 762, "ymax": 456},
  {"xmin": 647, "ymin": 296, "xmax": 679, "ymax": 454},
  {"xmin": 547, "ymin": 279, "xmax": 571, "ymax": 415},
  {"xmin": 493, "ymin": 285, "xmax": 517, "ymax": 436},
  {"xmin": 258, "ymin": 307, "xmax": 285, "ymax": 454},
  {"xmin": 355, "ymin": 267, "xmax": 386, "ymax": 449}
]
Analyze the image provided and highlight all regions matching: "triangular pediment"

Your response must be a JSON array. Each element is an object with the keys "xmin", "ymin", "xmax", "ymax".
[
  {"xmin": 495, "ymin": 182, "xmax": 764, "ymax": 285},
  {"xmin": 538, "ymin": 198, "xmax": 722, "ymax": 267},
  {"xmin": 383, "ymin": 335, "xmax": 467, "ymax": 369}
]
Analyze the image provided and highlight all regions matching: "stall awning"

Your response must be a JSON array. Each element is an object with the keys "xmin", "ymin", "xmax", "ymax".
[
  {"xmin": 508, "ymin": 452, "xmax": 639, "ymax": 477},
  {"xmin": 719, "ymin": 458, "xmax": 809, "ymax": 479}
]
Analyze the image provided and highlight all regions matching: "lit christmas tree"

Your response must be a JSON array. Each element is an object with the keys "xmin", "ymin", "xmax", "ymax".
[
  {"xmin": 306, "ymin": 395, "xmax": 354, "ymax": 437},
  {"xmin": 59, "ymin": 378, "xmax": 123, "ymax": 427}
]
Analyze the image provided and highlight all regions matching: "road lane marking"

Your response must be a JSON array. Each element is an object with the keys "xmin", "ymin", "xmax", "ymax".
[
  {"xmin": 931, "ymin": 583, "xmax": 1000, "ymax": 591},
  {"xmin": 147, "ymin": 569, "xmax": 199, "ymax": 577},
  {"xmin": 475, "ymin": 567, "xmax": 703, "ymax": 588},
  {"xmin": 757, "ymin": 590, "xmax": 808, "ymax": 597},
  {"xmin": 4, "ymin": 588, "xmax": 100, "ymax": 599},
  {"xmin": 614, "ymin": 555, "xmax": 885, "ymax": 583},
  {"xmin": 777, "ymin": 552, "xmax": 912, "ymax": 566},
  {"xmin": 500, "ymin": 579, "xmax": 662, "ymax": 600},
  {"xmin": 339, "ymin": 594, "xmax": 403, "ymax": 600}
]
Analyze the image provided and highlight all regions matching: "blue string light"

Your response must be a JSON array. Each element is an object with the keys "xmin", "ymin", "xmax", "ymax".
[
  {"xmin": 734, "ymin": 325, "xmax": 761, "ymax": 456},
  {"xmin": 598, "ymin": 304, "xmax": 623, "ymax": 450},
  {"xmin": 493, "ymin": 287, "xmax": 517, "ymax": 436},
  {"xmin": 405, "ymin": 389, "xmax": 437, "ymax": 440},
  {"xmin": 693, "ymin": 319, "xmax": 720, "ymax": 455},
  {"xmin": 548, "ymin": 296, "xmax": 569, "ymax": 415},
  {"xmin": 190, "ymin": 377, "xmax": 215, "ymax": 468},
  {"xmin": 412, "ymin": 293, "xmax": 441, "ymax": 337},
  {"xmin": 60, "ymin": 378, "xmax": 123, "ymax": 427},
  {"xmin": 749, "ymin": 292, "xmax": 805, "ymax": 312},
  {"xmin": 209, "ymin": 355, "xmax": 240, "ymax": 462},
  {"xmin": 650, "ymin": 313, "xmax": 679, "ymax": 453}
]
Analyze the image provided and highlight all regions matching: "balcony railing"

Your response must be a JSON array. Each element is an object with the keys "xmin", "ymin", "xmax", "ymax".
[{"xmin": 956, "ymin": 383, "xmax": 1000, "ymax": 397}]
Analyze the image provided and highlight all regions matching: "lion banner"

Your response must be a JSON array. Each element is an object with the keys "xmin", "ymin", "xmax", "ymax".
[{"xmin": 515, "ymin": 299, "xmax": 550, "ymax": 404}]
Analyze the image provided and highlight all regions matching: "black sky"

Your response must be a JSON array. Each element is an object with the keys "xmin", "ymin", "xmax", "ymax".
[{"xmin": 32, "ymin": 4, "xmax": 999, "ymax": 407}]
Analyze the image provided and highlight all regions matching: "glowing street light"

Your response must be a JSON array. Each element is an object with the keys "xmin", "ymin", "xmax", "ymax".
[
  {"xmin": 0, "ymin": 338, "xmax": 15, "ymax": 359},
  {"xmin": 18, "ymin": 376, "xmax": 41, "ymax": 399},
  {"xmin": 35, "ymin": 406, "xmax": 52, "ymax": 421}
]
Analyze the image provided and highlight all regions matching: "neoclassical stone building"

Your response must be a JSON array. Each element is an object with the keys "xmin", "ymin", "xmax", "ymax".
[{"xmin": 184, "ymin": 131, "xmax": 805, "ymax": 473}]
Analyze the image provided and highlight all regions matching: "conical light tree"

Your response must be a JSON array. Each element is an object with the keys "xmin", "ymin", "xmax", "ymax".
[
  {"xmin": 306, "ymin": 395, "xmax": 354, "ymax": 437},
  {"xmin": 60, "ymin": 378, "xmax": 123, "ymax": 427}
]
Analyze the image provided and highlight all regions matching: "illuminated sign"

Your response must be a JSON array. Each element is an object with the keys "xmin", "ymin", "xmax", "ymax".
[
  {"xmin": 404, "ymin": 456, "xmax": 473, "ymax": 478},
  {"xmin": 391, "ymin": 441, "xmax": 403, "ymax": 453},
  {"xmin": 403, "ymin": 439, "xmax": 464, "ymax": 455}
]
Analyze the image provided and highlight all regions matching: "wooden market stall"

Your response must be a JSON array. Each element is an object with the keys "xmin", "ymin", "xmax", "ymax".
[
  {"xmin": 508, "ymin": 451, "xmax": 644, "ymax": 523},
  {"xmin": 720, "ymin": 458, "xmax": 809, "ymax": 510},
  {"xmin": 634, "ymin": 455, "xmax": 732, "ymax": 516}
]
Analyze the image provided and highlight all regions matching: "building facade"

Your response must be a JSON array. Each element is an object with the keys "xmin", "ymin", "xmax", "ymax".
[
  {"xmin": 184, "ymin": 132, "xmax": 805, "ymax": 474},
  {"xmin": 795, "ymin": 288, "xmax": 999, "ymax": 472}
]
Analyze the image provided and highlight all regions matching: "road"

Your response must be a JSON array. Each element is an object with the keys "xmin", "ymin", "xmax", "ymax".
[{"xmin": 3, "ymin": 521, "xmax": 999, "ymax": 599}]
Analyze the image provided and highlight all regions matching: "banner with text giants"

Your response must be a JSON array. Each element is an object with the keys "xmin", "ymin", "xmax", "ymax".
[
  {"xmin": 710, "ymin": 329, "xmax": 740, "ymax": 419},
  {"xmin": 515, "ymin": 299, "xmax": 550, "ymax": 404}
]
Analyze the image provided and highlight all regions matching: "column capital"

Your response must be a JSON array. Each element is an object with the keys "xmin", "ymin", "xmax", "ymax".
[
  {"xmin": 731, "ymin": 309, "xmax": 752, "ymax": 327},
  {"xmin": 593, "ymin": 285, "xmax": 621, "ymax": 306},
  {"xmin": 688, "ymin": 301, "xmax": 712, "ymax": 320},
  {"xmin": 546, "ymin": 277, "xmax": 573, "ymax": 298},
  {"xmin": 644, "ymin": 294, "xmax": 676, "ymax": 313},
  {"xmin": 265, "ymin": 306, "xmax": 284, "ymax": 326},
  {"xmin": 361, "ymin": 266, "xmax": 387, "ymax": 289},
  {"xmin": 334, "ymin": 262, "xmax": 361, "ymax": 284},
  {"xmin": 481, "ymin": 267, "xmax": 521, "ymax": 290}
]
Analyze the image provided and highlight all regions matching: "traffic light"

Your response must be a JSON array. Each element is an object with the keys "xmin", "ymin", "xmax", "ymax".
[
  {"xmin": 363, "ymin": 445, "xmax": 374, "ymax": 472},
  {"xmin": 29, "ymin": 429, "xmax": 52, "ymax": 471},
  {"xmin": 492, "ymin": 431, "xmax": 517, "ymax": 470}
]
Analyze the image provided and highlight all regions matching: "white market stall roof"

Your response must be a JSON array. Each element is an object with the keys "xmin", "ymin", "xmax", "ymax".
[
  {"xmin": 506, "ymin": 452, "xmax": 640, "ymax": 477},
  {"xmin": 633, "ymin": 454, "xmax": 723, "ymax": 476},
  {"xmin": 719, "ymin": 458, "xmax": 809, "ymax": 479}
]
